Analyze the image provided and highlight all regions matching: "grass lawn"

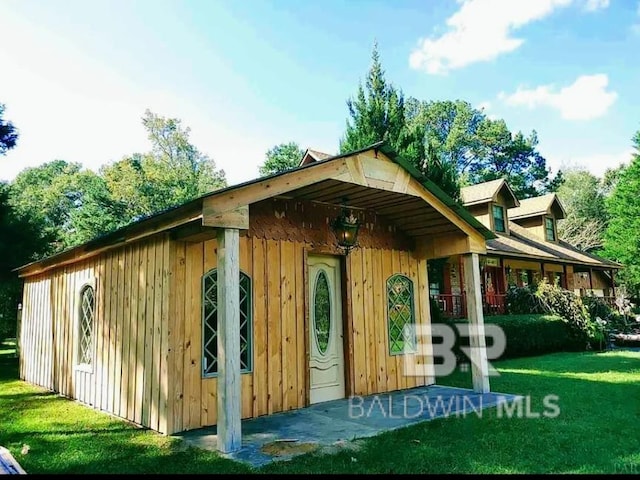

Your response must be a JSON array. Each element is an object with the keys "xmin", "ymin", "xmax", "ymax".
[{"xmin": 1, "ymin": 339, "xmax": 639, "ymax": 474}]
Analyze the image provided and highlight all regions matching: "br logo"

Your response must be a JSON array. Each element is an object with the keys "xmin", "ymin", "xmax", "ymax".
[{"xmin": 402, "ymin": 324, "xmax": 507, "ymax": 377}]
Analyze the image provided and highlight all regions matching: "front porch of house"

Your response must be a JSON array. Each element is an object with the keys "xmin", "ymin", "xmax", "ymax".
[
  {"xmin": 178, "ymin": 384, "xmax": 519, "ymax": 466},
  {"xmin": 428, "ymin": 254, "xmax": 619, "ymax": 319},
  {"xmin": 194, "ymin": 145, "xmax": 496, "ymax": 454}
]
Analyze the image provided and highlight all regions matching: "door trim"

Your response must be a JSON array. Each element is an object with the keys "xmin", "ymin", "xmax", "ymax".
[{"xmin": 305, "ymin": 251, "xmax": 349, "ymax": 405}]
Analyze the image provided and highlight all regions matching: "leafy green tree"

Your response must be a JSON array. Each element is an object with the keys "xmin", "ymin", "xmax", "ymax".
[
  {"xmin": 602, "ymin": 164, "xmax": 627, "ymax": 197},
  {"xmin": 0, "ymin": 112, "xmax": 50, "ymax": 341},
  {"xmin": 405, "ymin": 99, "xmax": 484, "ymax": 174},
  {"xmin": 9, "ymin": 160, "xmax": 122, "ymax": 251},
  {"xmin": 556, "ymin": 169, "xmax": 608, "ymax": 251},
  {"xmin": 259, "ymin": 142, "xmax": 304, "ymax": 176},
  {"xmin": 0, "ymin": 103, "xmax": 18, "ymax": 155},
  {"xmin": 0, "ymin": 183, "xmax": 51, "ymax": 340},
  {"xmin": 602, "ymin": 130, "xmax": 640, "ymax": 298},
  {"xmin": 9, "ymin": 160, "xmax": 79, "ymax": 252},
  {"xmin": 472, "ymin": 122, "xmax": 560, "ymax": 198},
  {"xmin": 406, "ymin": 99, "xmax": 560, "ymax": 198},
  {"xmin": 103, "ymin": 110, "xmax": 227, "ymax": 220}
]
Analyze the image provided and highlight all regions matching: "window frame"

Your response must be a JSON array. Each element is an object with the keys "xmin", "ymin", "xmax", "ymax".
[
  {"xmin": 386, "ymin": 274, "xmax": 417, "ymax": 356},
  {"xmin": 492, "ymin": 204, "xmax": 506, "ymax": 233},
  {"xmin": 201, "ymin": 268, "xmax": 253, "ymax": 378},
  {"xmin": 545, "ymin": 217, "xmax": 556, "ymax": 241},
  {"xmin": 75, "ymin": 279, "xmax": 96, "ymax": 373}
]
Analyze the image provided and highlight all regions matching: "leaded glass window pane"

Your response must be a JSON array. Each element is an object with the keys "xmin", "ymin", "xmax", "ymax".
[
  {"xmin": 78, "ymin": 285, "xmax": 94, "ymax": 365},
  {"xmin": 387, "ymin": 274, "xmax": 416, "ymax": 355},
  {"xmin": 202, "ymin": 269, "xmax": 252, "ymax": 376}
]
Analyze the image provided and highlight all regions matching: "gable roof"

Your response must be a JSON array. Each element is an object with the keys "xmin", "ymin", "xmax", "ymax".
[
  {"xmin": 299, "ymin": 148, "xmax": 332, "ymax": 166},
  {"xmin": 16, "ymin": 141, "xmax": 495, "ymax": 277},
  {"xmin": 460, "ymin": 178, "xmax": 520, "ymax": 208},
  {"xmin": 509, "ymin": 193, "xmax": 566, "ymax": 220},
  {"xmin": 486, "ymin": 222, "xmax": 620, "ymax": 269}
]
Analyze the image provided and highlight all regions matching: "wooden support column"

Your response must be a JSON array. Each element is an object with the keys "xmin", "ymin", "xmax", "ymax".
[
  {"xmin": 217, "ymin": 228, "xmax": 242, "ymax": 453},
  {"xmin": 462, "ymin": 253, "xmax": 490, "ymax": 394}
]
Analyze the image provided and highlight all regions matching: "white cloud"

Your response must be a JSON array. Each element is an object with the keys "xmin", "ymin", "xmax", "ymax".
[
  {"xmin": 498, "ymin": 74, "xmax": 617, "ymax": 120},
  {"xmin": 583, "ymin": 0, "xmax": 610, "ymax": 12},
  {"xmin": 409, "ymin": 0, "xmax": 573, "ymax": 74}
]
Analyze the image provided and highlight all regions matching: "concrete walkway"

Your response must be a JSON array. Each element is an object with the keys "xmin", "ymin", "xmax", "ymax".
[{"xmin": 178, "ymin": 385, "xmax": 519, "ymax": 467}]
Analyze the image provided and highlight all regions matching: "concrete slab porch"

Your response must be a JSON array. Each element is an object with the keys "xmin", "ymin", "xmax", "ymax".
[{"xmin": 177, "ymin": 385, "xmax": 520, "ymax": 467}]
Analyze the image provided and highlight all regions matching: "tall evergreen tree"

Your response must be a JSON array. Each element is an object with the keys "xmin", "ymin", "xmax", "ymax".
[
  {"xmin": 602, "ymin": 129, "xmax": 640, "ymax": 298},
  {"xmin": 340, "ymin": 44, "xmax": 462, "ymax": 199}
]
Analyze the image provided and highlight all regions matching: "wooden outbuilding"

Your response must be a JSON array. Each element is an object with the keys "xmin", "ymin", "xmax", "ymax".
[{"xmin": 17, "ymin": 142, "xmax": 494, "ymax": 452}]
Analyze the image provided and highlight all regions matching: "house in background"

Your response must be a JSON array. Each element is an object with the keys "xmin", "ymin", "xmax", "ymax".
[
  {"xmin": 16, "ymin": 142, "xmax": 495, "ymax": 453},
  {"xmin": 429, "ymin": 178, "xmax": 621, "ymax": 318}
]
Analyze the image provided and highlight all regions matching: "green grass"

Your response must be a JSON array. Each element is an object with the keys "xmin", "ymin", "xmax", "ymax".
[{"xmin": 2, "ymin": 339, "xmax": 639, "ymax": 474}]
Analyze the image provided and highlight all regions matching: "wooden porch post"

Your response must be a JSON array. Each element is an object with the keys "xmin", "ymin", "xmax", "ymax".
[
  {"xmin": 217, "ymin": 228, "xmax": 241, "ymax": 453},
  {"xmin": 463, "ymin": 253, "xmax": 490, "ymax": 394}
]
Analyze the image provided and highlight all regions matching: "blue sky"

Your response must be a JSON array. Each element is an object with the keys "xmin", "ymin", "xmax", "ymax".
[{"xmin": 1, "ymin": 0, "xmax": 639, "ymax": 185}]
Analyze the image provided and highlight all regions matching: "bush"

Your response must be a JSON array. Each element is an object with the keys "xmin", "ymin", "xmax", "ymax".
[
  {"xmin": 505, "ymin": 280, "xmax": 605, "ymax": 349},
  {"xmin": 505, "ymin": 286, "xmax": 543, "ymax": 315},
  {"xmin": 485, "ymin": 314, "xmax": 582, "ymax": 359},
  {"xmin": 430, "ymin": 296, "xmax": 580, "ymax": 360}
]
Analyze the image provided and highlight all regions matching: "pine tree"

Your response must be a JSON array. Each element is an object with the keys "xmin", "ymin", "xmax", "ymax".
[
  {"xmin": 340, "ymin": 43, "xmax": 425, "ymax": 171},
  {"xmin": 602, "ymin": 129, "xmax": 640, "ymax": 297}
]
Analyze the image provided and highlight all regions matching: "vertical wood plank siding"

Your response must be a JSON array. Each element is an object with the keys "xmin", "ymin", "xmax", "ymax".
[
  {"xmin": 170, "ymin": 237, "xmax": 433, "ymax": 432},
  {"xmin": 19, "ymin": 234, "xmax": 174, "ymax": 433},
  {"xmin": 20, "ymin": 204, "xmax": 435, "ymax": 434}
]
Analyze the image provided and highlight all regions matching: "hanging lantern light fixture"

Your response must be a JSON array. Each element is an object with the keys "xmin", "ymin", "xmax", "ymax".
[{"xmin": 332, "ymin": 198, "xmax": 361, "ymax": 254}]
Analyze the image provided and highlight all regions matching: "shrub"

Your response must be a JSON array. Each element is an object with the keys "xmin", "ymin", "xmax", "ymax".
[
  {"xmin": 436, "ymin": 313, "xmax": 581, "ymax": 361},
  {"xmin": 505, "ymin": 280, "xmax": 605, "ymax": 349},
  {"xmin": 505, "ymin": 286, "xmax": 543, "ymax": 315},
  {"xmin": 486, "ymin": 314, "xmax": 582, "ymax": 359}
]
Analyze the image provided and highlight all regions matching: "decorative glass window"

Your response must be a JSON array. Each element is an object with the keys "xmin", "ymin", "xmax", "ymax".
[
  {"xmin": 78, "ymin": 285, "xmax": 95, "ymax": 365},
  {"xmin": 387, "ymin": 274, "xmax": 416, "ymax": 355},
  {"xmin": 493, "ymin": 205, "xmax": 506, "ymax": 233},
  {"xmin": 545, "ymin": 217, "xmax": 556, "ymax": 241},
  {"xmin": 202, "ymin": 269, "xmax": 252, "ymax": 376},
  {"xmin": 313, "ymin": 270, "xmax": 331, "ymax": 355}
]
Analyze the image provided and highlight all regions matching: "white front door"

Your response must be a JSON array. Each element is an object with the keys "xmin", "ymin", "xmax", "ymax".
[{"xmin": 308, "ymin": 255, "xmax": 345, "ymax": 404}]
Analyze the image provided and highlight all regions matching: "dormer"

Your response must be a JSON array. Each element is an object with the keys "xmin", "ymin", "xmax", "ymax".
[
  {"xmin": 508, "ymin": 193, "xmax": 566, "ymax": 243},
  {"xmin": 460, "ymin": 179, "xmax": 520, "ymax": 234},
  {"xmin": 299, "ymin": 149, "xmax": 332, "ymax": 167}
]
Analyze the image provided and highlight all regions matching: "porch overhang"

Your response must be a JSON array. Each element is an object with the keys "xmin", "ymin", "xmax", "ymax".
[{"xmin": 16, "ymin": 142, "xmax": 492, "ymax": 277}]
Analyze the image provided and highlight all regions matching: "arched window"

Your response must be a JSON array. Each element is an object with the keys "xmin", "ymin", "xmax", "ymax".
[
  {"xmin": 202, "ymin": 269, "xmax": 252, "ymax": 377},
  {"xmin": 78, "ymin": 285, "xmax": 95, "ymax": 365},
  {"xmin": 386, "ymin": 274, "xmax": 416, "ymax": 355}
]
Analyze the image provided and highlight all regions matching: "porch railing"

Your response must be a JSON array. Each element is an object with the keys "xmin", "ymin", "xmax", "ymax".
[{"xmin": 430, "ymin": 293, "xmax": 507, "ymax": 318}]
